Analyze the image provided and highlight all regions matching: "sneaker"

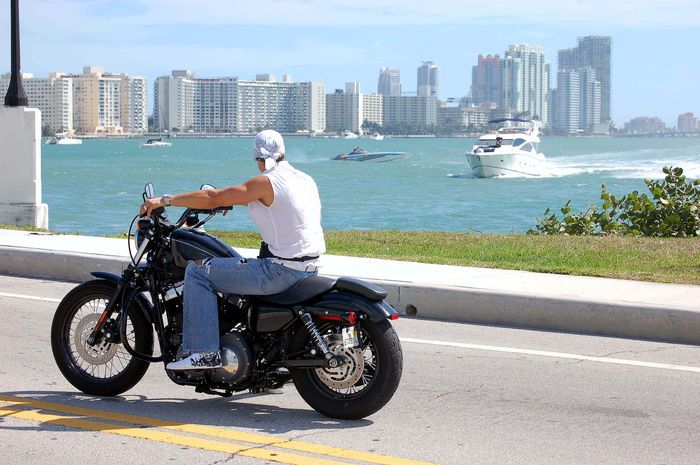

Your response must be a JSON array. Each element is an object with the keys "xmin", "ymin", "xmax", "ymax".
[{"xmin": 166, "ymin": 351, "xmax": 222, "ymax": 371}]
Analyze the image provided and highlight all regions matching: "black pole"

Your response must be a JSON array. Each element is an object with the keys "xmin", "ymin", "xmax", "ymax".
[{"xmin": 4, "ymin": 0, "xmax": 28, "ymax": 107}]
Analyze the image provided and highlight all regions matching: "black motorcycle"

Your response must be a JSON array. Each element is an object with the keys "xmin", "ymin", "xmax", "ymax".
[{"xmin": 51, "ymin": 183, "xmax": 403, "ymax": 419}]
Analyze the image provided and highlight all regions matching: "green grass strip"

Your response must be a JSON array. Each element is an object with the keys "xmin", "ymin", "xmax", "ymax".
[{"xmin": 3, "ymin": 225, "xmax": 698, "ymax": 285}]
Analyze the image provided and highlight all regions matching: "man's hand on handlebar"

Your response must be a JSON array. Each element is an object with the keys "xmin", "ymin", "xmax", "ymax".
[{"xmin": 140, "ymin": 197, "xmax": 165, "ymax": 218}]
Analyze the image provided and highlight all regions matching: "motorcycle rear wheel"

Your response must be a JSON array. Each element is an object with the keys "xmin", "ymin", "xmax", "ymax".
[
  {"xmin": 290, "ymin": 318, "xmax": 403, "ymax": 419},
  {"xmin": 51, "ymin": 280, "xmax": 153, "ymax": 396}
]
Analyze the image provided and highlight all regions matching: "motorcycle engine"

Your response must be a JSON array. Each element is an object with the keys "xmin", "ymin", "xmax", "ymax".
[{"xmin": 210, "ymin": 331, "xmax": 253, "ymax": 385}]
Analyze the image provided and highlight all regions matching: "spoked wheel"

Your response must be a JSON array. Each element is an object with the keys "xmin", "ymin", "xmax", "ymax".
[
  {"xmin": 51, "ymin": 280, "xmax": 153, "ymax": 396},
  {"xmin": 290, "ymin": 318, "xmax": 403, "ymax": 419}
]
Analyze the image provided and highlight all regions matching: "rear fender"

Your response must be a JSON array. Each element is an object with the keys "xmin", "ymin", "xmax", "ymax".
[{"xmin": 303, "ymin": 291, "xmax": 398, "ymax": 323}]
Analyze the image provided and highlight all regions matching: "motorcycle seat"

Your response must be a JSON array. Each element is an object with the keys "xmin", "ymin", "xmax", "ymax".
[
  {"xmin": 255, "ymin": 275, "xmax": 388, "ymax": 306},
  {"xmin": 255, "ymin": 275, "xmax": 337, "ymax": 305}
]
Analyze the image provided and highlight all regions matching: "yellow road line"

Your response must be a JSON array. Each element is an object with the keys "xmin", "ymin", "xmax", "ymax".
[
  {"xmin": 0, "ymin": 405, "xmax": 348, "ymax": 465},
  {"xmin": 0, "ymin": 395, "xmax": 436, "ymax": 465}
]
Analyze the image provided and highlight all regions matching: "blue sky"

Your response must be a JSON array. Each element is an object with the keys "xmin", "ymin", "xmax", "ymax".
[{"xmin": 1, "ymin": 0, "xmax": 698, "ymax": 126}]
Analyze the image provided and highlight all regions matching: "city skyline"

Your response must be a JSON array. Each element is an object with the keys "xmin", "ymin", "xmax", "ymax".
[{"xmin": 0, "ymin": 0, "xmax": 698, "ymax": 126}]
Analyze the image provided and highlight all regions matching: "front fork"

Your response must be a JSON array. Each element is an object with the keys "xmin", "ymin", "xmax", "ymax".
[
  {"xmin": 86, "ymin": 236, "xmax": 151, "ymax": 346},
  {"xmin": 85, "ymin": 267, "xmax": 135, "ymax": 346}
]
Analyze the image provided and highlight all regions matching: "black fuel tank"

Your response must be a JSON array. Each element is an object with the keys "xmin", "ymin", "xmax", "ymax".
[{"xmin": 171, "ymin": 229, "xmax": 241, "ymax": 268}]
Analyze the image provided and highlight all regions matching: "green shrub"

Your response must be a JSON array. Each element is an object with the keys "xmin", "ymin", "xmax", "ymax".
[{"xmin": 530, "ymin": 166, "xmax": 700, "ymax": 237}]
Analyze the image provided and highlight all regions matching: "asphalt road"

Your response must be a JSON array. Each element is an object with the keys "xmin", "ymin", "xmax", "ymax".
[{"xmin": 0, "ymin": 275, "xmax": 698, "ymax": 465}]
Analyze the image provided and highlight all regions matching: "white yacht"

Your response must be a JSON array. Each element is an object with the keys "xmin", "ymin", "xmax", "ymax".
[
  {"xmin": 140, "ymin": 137, "xmax": 172, "ymax": 148},
  {"xmin": 466, "ymin": 119, "xmax": 546, "ymax": 177}
]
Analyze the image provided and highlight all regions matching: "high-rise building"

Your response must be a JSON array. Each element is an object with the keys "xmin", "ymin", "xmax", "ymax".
[
  {"xmin": 554, "ymin": 70, "xmax": 580, "ymax": 134},
  {"xmin": 154, "ymin": 70, "xmax": 196, "ymax": 132},
  {"xmin": 1, "ymin": 72, "xmax": 73, "ymax": 133},
  {"xmin": 417, "ymin": 61, "xmax": 439, "ymax": 98},
  {"xmin": 154, "ymin": 70, "xmax": 325, "ymax": 133},
  {"xmin": 378, "ymin": 68, "xmax": 401, "ymax": 96},
  {"xmin": 578, "ymin": 67, "xmax": 601, "ymax": 133},
  {"xmin": 556, "ymin": 38, "xmax": 607, "ymax": 134},
  {"xmin": 471, "ymin": 55, "xmax": 502, "ymax": 107},
  {"xmin": 558, "ymin": 48, "xmax": 578, "ymax": 72},
  {"xmin": 120, "ymin": 75, "xmax": 148, "ymax": 133},
  {"xmin": 502, "ymin": 45, "xmax": 550, "ymax": 124},
  {"xmin": 559, "ymin": 36, "xmax": 611, "ymax": 123}
]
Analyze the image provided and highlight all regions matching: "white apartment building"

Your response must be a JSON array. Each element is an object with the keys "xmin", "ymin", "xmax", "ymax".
[
  {"xmin": 295, "ymin": 81, "xmax": 326, "ymax": 133},
  {"xmin": 196, "ymin": 77, "xmax": 237, "ymax": 133},
  {"xmin": 154, "ymin": 70, "xmax": 197, "ymax": 132},
  {"xmin": 236, "ymin": 78, "xmax": 325, "ymax": 133},
  {"xmin": 120, "ymin": 75, "xmax": 148, "ymax": 133},
  {"xmin": 154, "ymin": 71, "xmax": 325, "ymax": 133},
  {"xmin": 502, "ymin": 45, "xmax": 550, "ymax": 124},
  {"xmin": 1, "ymin": 72, "xmax": 73, "ymax": 133},
  {"xmin": 325, "ymin": 83, "xmax": 383, "ymax": 133},
  {"xmin": 383, "ymin": 95, "xmax": 438, "ymax": 128}
]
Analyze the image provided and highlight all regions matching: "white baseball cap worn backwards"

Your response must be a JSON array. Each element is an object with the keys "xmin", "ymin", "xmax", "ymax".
[{"xmin": 254, "ymin": 130, "xmax": 285, "ymax": 161}]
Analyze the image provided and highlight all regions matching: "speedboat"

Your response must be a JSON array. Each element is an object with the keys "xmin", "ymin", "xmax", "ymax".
[
  {"xmin": 342, "ymin": 131, "xmax": 359, "ymax": 139},
  {"xmin": 369, "ymin": 133, "xmax": 385, "ymax": 141},
  {"xmin": 46, "ymin": 135, "xmax": 82, "ymax": 145},
  {"xmin": 466, "ymin": 118, "xmax": 546, "ymax": 177},
  {"xmin": 333, "ymin": 147, "xmax": 407, "ymax": 162},
  {"xmin": 140, "ymin": 137, "xmax": 172, "ymax": 148}
]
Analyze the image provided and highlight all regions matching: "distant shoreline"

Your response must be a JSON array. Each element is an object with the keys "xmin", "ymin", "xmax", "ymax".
[
  {"xmin": 44, "ymin": 133, "xmax": 700, "ymax": 140},
  {"xmin": 45, "ymin": 132, "xmax": 700, "ymax": 140}
]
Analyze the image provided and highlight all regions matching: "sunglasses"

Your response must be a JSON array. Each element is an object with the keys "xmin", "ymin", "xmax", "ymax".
[{"xmin": 255, "ymin": 157, "xmax": 266, "ymax": 162}]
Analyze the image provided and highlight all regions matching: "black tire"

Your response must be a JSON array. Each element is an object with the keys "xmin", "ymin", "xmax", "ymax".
[
  {"xmin": 290, "ymin": 318, "xmax": 403, "ymax": 419},
  {"xmin": 51, "ymin": 280, "xmax": 153, "ymax": 396}
]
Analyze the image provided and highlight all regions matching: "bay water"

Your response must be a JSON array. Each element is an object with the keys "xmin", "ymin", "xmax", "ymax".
[{"xmin": 42, "ymin": 136, "xmax": 700, "ymax": 236}]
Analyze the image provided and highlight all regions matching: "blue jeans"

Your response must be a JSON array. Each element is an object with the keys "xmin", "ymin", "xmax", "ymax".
[{"xmin": 180, "ymin": 257, "xmax": 316, "ymax": 356}]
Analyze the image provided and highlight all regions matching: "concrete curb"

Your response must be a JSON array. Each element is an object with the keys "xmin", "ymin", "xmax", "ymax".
[
  {"xmin": 371, "ymin": 281, "xmax": 700, "ymax": 345},
  {"xmin": 2, "ymin": 238, "xmax": 700, "ymax": 345}
]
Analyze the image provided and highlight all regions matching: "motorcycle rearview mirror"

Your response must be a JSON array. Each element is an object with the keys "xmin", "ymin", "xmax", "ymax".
[
  {"xmin": 200, "ymin": 184, "xmax": 216, "ymax": 191},
  {"xmin": 144, "ymin": 182, "xmax": 155, "ymax": 199}
]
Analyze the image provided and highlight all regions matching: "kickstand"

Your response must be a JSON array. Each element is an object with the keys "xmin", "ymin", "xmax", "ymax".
[{"xmin": 195, "ymin": 384, "xmax": 233, "ymax": 397}]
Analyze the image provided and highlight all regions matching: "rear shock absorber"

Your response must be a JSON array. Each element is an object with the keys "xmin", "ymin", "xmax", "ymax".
[{"xmin": 299, "ymin": 312, "xmax": 343, "ymax": 367}]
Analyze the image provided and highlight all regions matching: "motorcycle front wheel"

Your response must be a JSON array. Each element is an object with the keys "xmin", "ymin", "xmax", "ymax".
[
  {"xmin": 51, "ymin": 280, "xmax": 153, "ymax": 396},
  {"xmin": 290, "ymin": 317, "xmax": 403, "ymax": 419}
]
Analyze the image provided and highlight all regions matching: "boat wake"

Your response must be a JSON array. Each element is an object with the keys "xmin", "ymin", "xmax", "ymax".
[{"xmin": 543, "ymin": 154, "xmax": 700, "ymax": 179}]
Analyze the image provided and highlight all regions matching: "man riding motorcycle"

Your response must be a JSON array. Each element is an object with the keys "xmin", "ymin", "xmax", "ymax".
[{"xmin": 141, "ymin": 129, "xmax": 326, "ymax": 371}]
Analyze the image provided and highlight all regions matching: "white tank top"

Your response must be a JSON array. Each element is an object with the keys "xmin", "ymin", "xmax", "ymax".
[{"xmin": 248, "ymin": 161, "xmax": 326, "ymax": 261}]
